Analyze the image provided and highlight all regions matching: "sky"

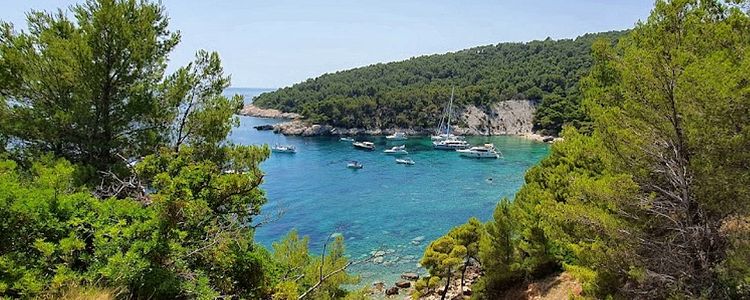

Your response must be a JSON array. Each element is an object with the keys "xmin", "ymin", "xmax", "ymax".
[{"xmin": 1, "ymin": 0, "xmax": 654, "ymax": 88}]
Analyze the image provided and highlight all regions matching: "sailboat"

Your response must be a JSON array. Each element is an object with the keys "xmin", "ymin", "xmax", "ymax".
[
  {"xmin": 433, "ymin": 87, "xmax": 470, "ymax": 150},
  {"xmin": 431, "ymin": 87, "xmax": 463, "ymax": 141}
]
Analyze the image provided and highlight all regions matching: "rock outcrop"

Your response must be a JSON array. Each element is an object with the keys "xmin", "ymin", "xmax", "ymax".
[
  {"xmin": 239, "ymin": 104, "xmax": 302, "ymax": 119},
  {"xmin": 271, "ymin": 120, "xmax": 434, "ymax": 137},
  {"xmin": 454, "ymin": 100, "xmax": 537, "ymax": 135},
  {"xmin": 253, "ymin": 124, "xmax": 274, "ymax": 131}
]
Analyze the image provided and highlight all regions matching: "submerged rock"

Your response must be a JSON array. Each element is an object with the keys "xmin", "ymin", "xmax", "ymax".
[{"xmin": 401, "ymin": 272, "xmax": 420, "ymax": 281}]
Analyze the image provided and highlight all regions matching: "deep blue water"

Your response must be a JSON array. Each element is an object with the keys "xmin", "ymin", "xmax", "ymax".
[{"xmin": 225, "ymin": 88, "xmax": 549, "ymax": 285}]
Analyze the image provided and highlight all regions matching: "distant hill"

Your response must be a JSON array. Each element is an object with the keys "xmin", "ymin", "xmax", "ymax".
[{"xmin": 253, "ymin": 31, "xmax": 626, "ymax": 135}]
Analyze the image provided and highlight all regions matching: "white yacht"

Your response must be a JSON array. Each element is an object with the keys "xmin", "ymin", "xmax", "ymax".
[
  {"xmin": 396, "ymin": 158, "xmax": 415, "ymax": 165},
  {"xmin": 353, "ymin": 141, "xmax": 375, "ymax": 151},
  {"xmin": 433, "ymin": 137, "xmax": 470, "ymax": 150},
  {"xmin": 339, "ymin": 137, "xmax": 354, "ymax": 142},
  {"xmin": 386, "ymin": 132, "xmax": 408, "ymax": 140},
  {"xmin": 383, "ymin": 145, "xmax": 408, "ymax": 155},
  {"xmin": 271, "ymin": 144, "xmax": 296, "ymax": 153},
  {"xmin": 457, "ymin": 144, "xmax": 501, "ymax": 159}
]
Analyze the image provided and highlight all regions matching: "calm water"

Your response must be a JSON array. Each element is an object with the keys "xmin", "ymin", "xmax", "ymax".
[{"xmin": 225, "ymin": 88, "xmax": 550, "ymax": 285}]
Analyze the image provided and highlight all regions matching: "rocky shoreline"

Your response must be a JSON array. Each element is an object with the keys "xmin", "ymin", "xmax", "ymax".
[
  {"xmin": 239, "ymin": 104, "xmax": 303, "ymax": 119},
  {"xmin": 366, "ymin": 266, "xmax": 481, "ymax": 299},
  {"xmin": 244, "ymin": 99, "xmax": 561, "ymax": 142},
  {"xmin": 252, "ymin": 120, "xmax": 559, "ymax": 142}
]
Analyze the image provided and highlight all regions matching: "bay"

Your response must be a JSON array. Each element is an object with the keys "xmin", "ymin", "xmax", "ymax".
[{"xmin": 226, "ymin": 87, "xmax": 550, "ymax": 285}]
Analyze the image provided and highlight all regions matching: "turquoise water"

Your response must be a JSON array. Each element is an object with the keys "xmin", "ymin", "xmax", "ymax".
[{"xmin": 226, "ymin": 88, "xmax": 550, "ymax": 285}]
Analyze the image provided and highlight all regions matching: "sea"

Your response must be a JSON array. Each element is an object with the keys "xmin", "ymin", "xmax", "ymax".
[{"xmin": 224, "ymin": 87, "xmax": 550, "ymax": 286}]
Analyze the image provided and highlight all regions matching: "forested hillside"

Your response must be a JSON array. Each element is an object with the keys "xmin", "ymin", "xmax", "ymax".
[{"xmin": 254, "ymin": 31, "xmax": 625, "ymax": 135}]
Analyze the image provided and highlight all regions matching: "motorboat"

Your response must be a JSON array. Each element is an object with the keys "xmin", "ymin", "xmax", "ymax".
[
  {"xmin": 353, "ymin": 141, "xmax": 375, "ymax": 150},
  {"xmin": 386, "ymin": 132, "xmax": 408, "ymax": 140},
  {"xmin": 433, "ymin": 138, "xmax": 470, "ymax": 150},
  {"xmin": 457, "ymin": 144, "xmax": 501, "ymax": 159},
  {"xmin": 271, "ymin": 144, "xmax": 296, "ymax": 153},
  {"xmin": 347, "ymin": 161, "xmax": 364, "ymax": 169},
  {"xmin": 383, "ymin": 145, "xmax": 408, "ymax": 155},
  {"xmin": 339, "ymin": 137, "xmax": 355, "ymax": 142},
  {"xmin": 396, "ymin": 158, "xmax": 415, "ymax": 165}
]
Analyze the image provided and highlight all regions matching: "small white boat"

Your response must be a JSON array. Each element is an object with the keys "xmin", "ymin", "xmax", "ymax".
[
  {"xmin": 457, "ymin": 144, "xmax": 501, "ymax": 159},
  {"xmin": 386, "ymin": 132, "xmax": 408, "ymax": 140},
  {"xmin": 271, "ymin": 144, "xmax": 296, "ymax": 153},
  {"xmin": 432, "ymin": 138, "xmax": 470, "ymax": 150},
  {"xmin": 383, "ymin": 145, "xmax": 408, "ymax": 155},
  {"xmin": 396, "ymin": 158, "xmax": 415, "ymax": 165},
  {"xmin": 347, "ymin": 161, "xmax": 364, "ymax": 169},
  {"xmin": 353, "ymin": 141, "xmax": 375, "ymax": 151},
  {"xmin": 340, "ymin": 137, "xmax": 355, "ymax": 142}
]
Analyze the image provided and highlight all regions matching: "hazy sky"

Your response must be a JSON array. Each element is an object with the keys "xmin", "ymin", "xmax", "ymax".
[{"xmin": 2, "ymin": 0, "xmax": 654, "ymax": 88}]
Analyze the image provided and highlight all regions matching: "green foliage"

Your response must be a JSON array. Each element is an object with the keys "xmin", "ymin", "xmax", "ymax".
[
  {"xmin": 476, "ymin": 200, "xmax": 521, "ymax": 295},
  {"xmin": 253, "ymin": 32, "xmax": 625, "ymax": 134},
  {"xmin": 419, "ymin": 235, "xmax": 465, "ymax": 299},
  {"xmin": 0, "ymin": 158, "xmax": 154, "ymax": 297},
  {"xmin": 417, "ymin": 219, "xmax": 484, "ymax": 299},
  {"xmin": 271, "ymin": 231, "xmax": 359, "ymax": 300},
  {"xmin": 0, "ymin": 0, "xmax": 180, "ymax": 172}
]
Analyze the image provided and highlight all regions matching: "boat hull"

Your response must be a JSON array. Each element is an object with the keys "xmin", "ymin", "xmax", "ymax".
[
  {"xmin": 457, "ymin": 151, "xmax": 499, "ymax": 159},
  {"xmin": 384, "ymin": 151, "xmax": 408, "ymax": 155},
  {"xmin": 433, "ymin": 143, "xmax": 470, "ymax": 150}
]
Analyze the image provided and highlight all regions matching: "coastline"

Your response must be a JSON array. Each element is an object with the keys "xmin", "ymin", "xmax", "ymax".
[
  {"xmin": 247, "ymin": 118, "xmax": 560, "ymax": 143},
  {"xmin": 240, "ymin": 100, "xmax": 561, "ymax": 143},
  {"xmin": 239, "ymin": 104, "xmax": 303, "ymax": 119}
]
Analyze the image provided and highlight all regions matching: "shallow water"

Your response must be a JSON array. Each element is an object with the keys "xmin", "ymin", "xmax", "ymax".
[{"xmin": 226, "ymin": 88, "xmax": 549, "ymax": 286}]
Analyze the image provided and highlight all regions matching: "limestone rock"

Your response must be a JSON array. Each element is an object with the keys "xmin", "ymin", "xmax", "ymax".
[{"xmin": 239, "ymin": 104, "xmax": 302, "ymax": 119}]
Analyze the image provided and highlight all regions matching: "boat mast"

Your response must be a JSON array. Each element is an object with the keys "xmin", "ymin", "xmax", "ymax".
[
  {"xmin": 437, "ymin": 105, "xmax": 446, "ymax": 134},
  {"xmin": 446, "ymin": 86, "xmax": 454, "ymax": 135}
]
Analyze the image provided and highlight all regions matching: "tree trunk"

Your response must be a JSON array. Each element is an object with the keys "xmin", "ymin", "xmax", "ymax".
[
  {"xmin": 440, "ymin": 269, "xmax": 452, "ymax": 300},
  {"xmin": 460, "ymin": 254, "xmax": 469, "ymax": 292}
]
